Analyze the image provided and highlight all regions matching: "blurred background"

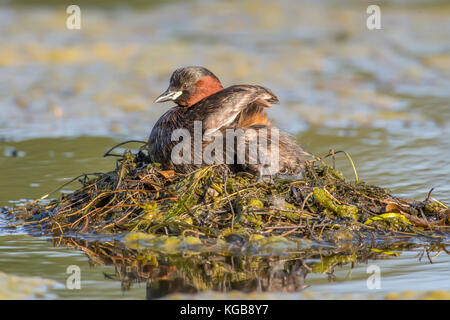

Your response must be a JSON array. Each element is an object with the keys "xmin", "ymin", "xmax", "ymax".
[{"xmin": 0, "ymin": 0, "xmax": 449, "ymax": 300}]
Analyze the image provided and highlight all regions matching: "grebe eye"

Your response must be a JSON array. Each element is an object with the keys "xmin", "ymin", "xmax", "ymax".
[{"xmin": 182, "ymin": 83, "xmax": 188, "ymax": 90}]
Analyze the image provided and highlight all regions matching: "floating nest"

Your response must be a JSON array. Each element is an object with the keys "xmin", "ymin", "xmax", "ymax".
[{"xmin": 4, "ymin": 141, "xmax": 449, "ymax": 245}]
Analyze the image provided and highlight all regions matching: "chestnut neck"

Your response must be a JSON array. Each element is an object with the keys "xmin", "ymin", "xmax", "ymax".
[{"xmin": 183, "ymin": 75, "xmax": 223, "ymax": 107}]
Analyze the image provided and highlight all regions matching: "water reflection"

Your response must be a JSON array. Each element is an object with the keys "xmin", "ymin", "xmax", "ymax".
[{"xmin": 49, "ymin": 236, "xmax": 447, "ymax": 299}]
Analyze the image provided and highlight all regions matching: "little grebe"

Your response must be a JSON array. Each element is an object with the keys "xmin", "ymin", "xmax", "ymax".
[{"xmin": 148, "ymin": 66, "xmax": 307, "ymax": 177}]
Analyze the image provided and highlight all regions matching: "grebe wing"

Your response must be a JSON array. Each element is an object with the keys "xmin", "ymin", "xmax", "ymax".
[{"xmin": 190, "ymin": 85, "xmax": 278, "ymax": 133}]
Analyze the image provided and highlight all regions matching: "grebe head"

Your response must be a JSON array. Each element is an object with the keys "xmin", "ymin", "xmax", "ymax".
[{"xmin": 154, "ymin": 66, "xmax": 224, "ymax": 107}]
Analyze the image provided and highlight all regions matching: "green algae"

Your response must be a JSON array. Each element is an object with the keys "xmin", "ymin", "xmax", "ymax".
[
  {"xmin": 0, "ymin": 272, "xmax": 58, "ymax": 300},
  {"xmin": 312, "ymin": 253, "xmax": 358, "ymax": 274},
  {"xmin": 364, "ymin": 212, "xmax": 412, "ymax": 226},
  {"xmin": 312, "ymin": 187, "xmax": 359, "ymax": 220}
]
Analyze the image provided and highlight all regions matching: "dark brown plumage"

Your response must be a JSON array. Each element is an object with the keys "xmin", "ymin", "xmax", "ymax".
[{"xmin": 148, "ymin": 66, "xmax": 308, "ymax": 177}]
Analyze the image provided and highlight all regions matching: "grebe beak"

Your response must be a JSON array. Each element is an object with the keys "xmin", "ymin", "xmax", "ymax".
[{"xmin": 154, "ymin": 89, "xmax": 183, "ymax": 103}]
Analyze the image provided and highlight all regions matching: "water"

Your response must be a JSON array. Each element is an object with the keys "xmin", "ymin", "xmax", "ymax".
[{"xmin": 0, "ymin": 0, "xmax": 449, "ymax": 299}]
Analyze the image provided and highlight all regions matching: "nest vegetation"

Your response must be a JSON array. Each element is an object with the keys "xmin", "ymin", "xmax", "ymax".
[{"xmin": 4, "ymin": 141, "xmax": 449, "ymax": 245}]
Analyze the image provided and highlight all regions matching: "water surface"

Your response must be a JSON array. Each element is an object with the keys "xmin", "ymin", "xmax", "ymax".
[{"xmin": 0, "ymin": 0, "xmax": 449, "ymax": 299}]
